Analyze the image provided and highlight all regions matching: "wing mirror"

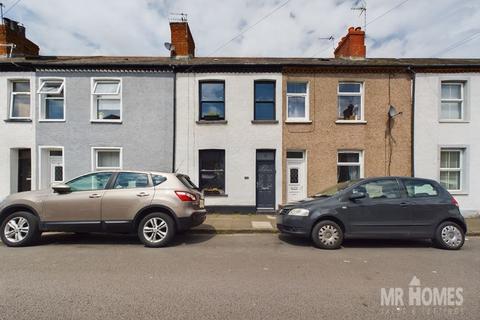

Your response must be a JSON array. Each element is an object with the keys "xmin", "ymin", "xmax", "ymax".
[
  {"xmin": 349, "ymin": 192, "xmax": 366, "ymax": 201},
  {"xmin": 52, "ymin": 184, "xmax": 71, "ymax": 194}
]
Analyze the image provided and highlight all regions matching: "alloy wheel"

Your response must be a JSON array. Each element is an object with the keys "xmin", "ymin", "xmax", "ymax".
[
  {"xmin": 143, "ymin": 217, "xmax": 168, "ymax": 243},
  {"xmin": 441, "ymin": 225, "xmax": 463, "ymax": 248},
  {"xmin": 4, "ymin": 217, "xmax": 30, "ymax": 243},
  {"xmin": 318, "ymin": 224, "xmax": 340, "ymax": 246}
]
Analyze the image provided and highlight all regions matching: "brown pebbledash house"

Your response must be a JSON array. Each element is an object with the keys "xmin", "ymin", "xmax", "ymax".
[{"xmin": 282, "ymin": 27, "xmax": 412, "ymax": 203}]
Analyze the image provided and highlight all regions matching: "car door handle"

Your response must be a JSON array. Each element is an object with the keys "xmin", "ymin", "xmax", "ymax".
[
  {"xmin": 136, "ymin": 192, "xmax": 150, "ymax": 197},
  {"xmin": 400, "ymin": 202, "xmax": 409, "ymax": 207},
  {"xmin": 89, "ymin": 193, "xmax": 101, "ymax": 199}
]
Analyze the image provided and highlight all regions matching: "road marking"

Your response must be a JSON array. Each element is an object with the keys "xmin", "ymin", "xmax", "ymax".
[{"xmin": 251, "ymin": 221, "xmax": 273, "ymax": 229}]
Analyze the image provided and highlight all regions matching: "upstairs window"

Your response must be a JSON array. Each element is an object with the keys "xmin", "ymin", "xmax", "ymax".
[
  {"xmin": 199, "ymin": 149, "xmax": 225, "ymax": 195},
  {"xmin": 91, "ymin": 79, "xmax": 121, "ymax": 122},
  {"xmin": 337, "ymin": 82, "xmax": 363, "ymax": 121},
  {"xmin": 286, "ymin": 82, "xmax": 308, "ymax": 121},
  {"xmin": 254, "ymin": 81, "xmax": 275, "ymax": 120},
  {"xmin": 441, "ymin": 82, "xmax": 464, "ymax": 120},
  {"xmin": 38, "ymin": 79, "xmax": 65, "ymax": 121},
  {"xmin": 200, "ymin": 81, "xmax": 225, "ymax": 121},
  {"xmin": 9, "ymin": 80, "xmax": 31, "ymax": 119}
]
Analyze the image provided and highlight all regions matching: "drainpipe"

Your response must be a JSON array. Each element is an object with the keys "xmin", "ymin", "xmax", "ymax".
[
  {"xmin": 407, "ymin": 66, "xmax": 416, "ymax": 177},
  {"xmin": 172, "ymin": 65, "xmax": 177, "ymax": 173}
]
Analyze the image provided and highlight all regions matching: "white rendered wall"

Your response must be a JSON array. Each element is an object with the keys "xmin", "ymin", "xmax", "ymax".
[
  {"xmin": 175, "ymin": 73, "xmax": 283, "ymax": 209},
  {"xmin": 414, "ymin": 73, "xmax": 480, "ymax": 217}
]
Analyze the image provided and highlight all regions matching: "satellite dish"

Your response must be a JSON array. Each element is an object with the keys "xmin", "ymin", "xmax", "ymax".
[
  {"xmin": 388, "ymin": 105, "xmax": 402, "ymax": 118},
  {"xmin": 164, "ymin": 42, "xmax": 174, "ymax": 51}
]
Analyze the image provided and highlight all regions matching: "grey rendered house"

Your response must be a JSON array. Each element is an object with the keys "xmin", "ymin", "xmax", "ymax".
[{"xmin": 0, "ymin": 56, "xmax": 176, "ymax": 194}]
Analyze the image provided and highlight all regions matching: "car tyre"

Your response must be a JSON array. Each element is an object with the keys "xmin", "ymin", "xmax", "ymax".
[
  {"xmin": 434, "ymin": 221, "xmax": 465, "ymax": 250},
  {"xmin": 311, "ymin": 220, "xmax": 343, "ymax": 249},
  {"xmin": 138, "ymin": 212, "xmax": 175, "ymax": 248},
  {"xmin": 1, "ymin": 211, "xmax": 41, "ymax": 247}
]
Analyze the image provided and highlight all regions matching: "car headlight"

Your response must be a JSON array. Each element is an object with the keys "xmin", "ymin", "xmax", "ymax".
[{"xmin": 288, "ymin": 208, "xmax": 309, "ymax": 216}]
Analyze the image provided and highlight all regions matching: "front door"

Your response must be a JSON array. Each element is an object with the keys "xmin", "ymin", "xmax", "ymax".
[
  {"xmin": 17, "ymin": 149, "xmax": 31, "ymax": 192},
  {"xmin": 256, "ymin": 150, "xmax": 276, "ymax": 210},
  {"xmin": 286, "ymin": 151, "xmax": 306, "ymax": 203}
]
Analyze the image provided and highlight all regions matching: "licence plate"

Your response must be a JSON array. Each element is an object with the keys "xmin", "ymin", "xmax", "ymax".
[{"xmin": 199, "ymin": 199, "xmax": 205, "ymax": 209}]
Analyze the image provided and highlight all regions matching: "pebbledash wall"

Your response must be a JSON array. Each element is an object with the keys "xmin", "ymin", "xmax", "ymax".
[
  {"xmin": 34, "ymin": 70, "xmax": 175, "ymax": 187},
  {"xmin": 0, "ymin": 71, "xmax": 36, "ymax": 199},
  {"xmin": 175, "ymin": 72, "xmax": 283, "ymax": 212},
  {"xmin": 414, "ymin": 72, "xmax": 480, "ymax": 217}
]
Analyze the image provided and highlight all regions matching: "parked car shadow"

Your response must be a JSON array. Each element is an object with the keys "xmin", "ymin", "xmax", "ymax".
[
  {"xmin": 39, "ymin": 225, "xmax": 217, "ymax": 247},
  {"xmin": 278, "ymin": 234, "xmax": 434, "ymax": 248}
]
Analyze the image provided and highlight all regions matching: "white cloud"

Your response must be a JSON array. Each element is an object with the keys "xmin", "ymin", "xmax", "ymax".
[{"xmin": 4, "ymin": 0, "xmax": 480, "ymax": 58}]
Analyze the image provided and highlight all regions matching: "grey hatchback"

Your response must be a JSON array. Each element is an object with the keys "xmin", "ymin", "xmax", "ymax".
[
  {"xmin": 0, "ymin": 171, "xmax": 206, "ymax": 248},
  {"xmin": 277, "ymin": 177, "xmax": 466, "ymax": 250}
]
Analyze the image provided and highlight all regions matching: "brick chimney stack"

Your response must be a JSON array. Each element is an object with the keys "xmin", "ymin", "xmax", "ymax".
[
  {"xmin": 0, "ymin": 18, "xmax": 39, "ymax": 57},
  {"xmin": 334, "ymin": 26, "xmax": 366, "ymax": 59},
  {"xmin": 169, "ymin": 21, "xmax": 195, "ymax": 58}
]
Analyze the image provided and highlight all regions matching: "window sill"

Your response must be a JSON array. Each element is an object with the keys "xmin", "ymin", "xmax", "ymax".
[
  {"xmin": 196, "ymin": 120, "xmax": 228, "ymax": 125},
  {"xmin": 251, "ymin": 120, "xmax": 278, "ymax": 124},
  {"xmin": 204, "ymin": 194, "xmax": 228, "ymax": 197},
  {"xmin": 439, "ymin": 120, "xmax": 470, "ymax": 124},
  {"xmin": 4, "ymin": 118, "xmax": 32, "ymax": 123},
  {"xmin": 335, "ymin": 120, "xmax": 367, "ymax": 124},
  {"xmin": 91, "ymin": 120, "xmax": 123, "ymax": 124},
  {"xmin": 39, "ymin": 119, "xmax": 66, "ymax": 123},
  {"xmin": 285, "ymin": 120, "xmax": 312, "ymax": 124}
]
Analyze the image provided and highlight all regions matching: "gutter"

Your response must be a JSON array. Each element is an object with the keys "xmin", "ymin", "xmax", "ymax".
[
  {"xmin": 172, "ymin": 65, "xmax": 177, "ymax": 173},
  {"xmin": 407, "ymin": 66, "xmax": 416, "ymax": 177}
]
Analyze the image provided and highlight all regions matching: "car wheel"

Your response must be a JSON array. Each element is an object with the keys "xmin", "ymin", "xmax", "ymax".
[
  {"xmin": 138, "ymin": 212, "xmax": 175, "ymax": 248},
  {"xmin": 435, "ymin": 221, "xmax": 465, "ymax": 250},
  {"xmin": 0, "ymin": 211, "xmax": 40, "ymax": 247},
  {"xmin": 311, "ymin": 220, "xmax": 343, "ymax": 249}
]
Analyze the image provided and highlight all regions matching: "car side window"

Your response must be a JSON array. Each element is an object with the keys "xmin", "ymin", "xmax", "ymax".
[
  {"xmin": 152, "ymin": 175, "xmax": 167, "ymax": 186},
  {"xmin": 67, "ymin": 172, "xmax": 112, "ymax": 192},
  {"xmin": 113, "ymin": 172, "xmax": 149, "ymax": 189},
  {"xmin": 352, "ymin": 179, "xmax": 401, "ymax": 199},
  {"xmin": 403, "ymin": 180, "xmax": 439, "ymax": 198}
]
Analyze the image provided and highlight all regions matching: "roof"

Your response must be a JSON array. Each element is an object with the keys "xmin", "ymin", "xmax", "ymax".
[{"xmin": 1, "ymin": 55, "xmax": 480, "ymax": 72}]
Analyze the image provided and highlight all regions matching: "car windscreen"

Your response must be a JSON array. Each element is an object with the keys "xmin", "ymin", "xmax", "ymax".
[
  {"xmin": 177, "ymin": 174, "xmax": 199, "ymax": 190},
  {"xmin": 314, "ymin": 180, "xmax": 360, "ymax": 197}
]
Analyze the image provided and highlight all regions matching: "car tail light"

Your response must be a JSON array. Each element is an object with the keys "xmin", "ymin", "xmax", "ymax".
[
  {"xmin": 175, "ymin": 191, "xmax": 197, "ymax": 202},
  {"xmin": 451, "ymin": 197, "xmax": 459, "ymax": 207}
]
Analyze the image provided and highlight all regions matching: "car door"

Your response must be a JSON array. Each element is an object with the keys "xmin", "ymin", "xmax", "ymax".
[
  {"xmin": 42, "ymin": 172, "xmax": 113, "ymax": 230},
  {"xmin": 344, "ymin": 178, "xmax": 411, "ymax": 237},
  {"xmin": 101, "ymin": 172, "xmax": 154, "ymax": 226},
  {"xmin": 401, "ymin": 178, "xmax": 446, "ymax": 237}
]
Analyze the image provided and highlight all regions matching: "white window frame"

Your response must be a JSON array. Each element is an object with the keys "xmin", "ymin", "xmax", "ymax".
[
  {"xmin": 90, "ymin": 78, "xmax": 122, "ymax": 123},
  {"xmin": 37, "ymin": 77, "xmax": 66, "ymax": 122},
  {"xmin": 286, "ymin": 81, "xmax": 310, "ymax": 123},
  {"xmin": 440, "ymin": 81, "xmax": 464, "ymax": 121},
  {"xmin": 337, "ymin": 150, "xmax": 364, "ymax": 179},
  {"xmin": 439, "ymin": 148, "xmax": 463, "ymax": 192},
  {"xmin": 91, "ymin": 147, "xmax": 123, "ymax": 171},
  {"xmin": 8, "ymin": 78, "xmax": 32, "ymax": 120},
  {"xmin": 336, "ymin": 81, "xmax": 365, "ymax": 123}
]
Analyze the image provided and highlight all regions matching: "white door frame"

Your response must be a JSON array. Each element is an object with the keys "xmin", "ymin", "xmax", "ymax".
[{"xmin": 286, "ymin": 151, "xmax": 307, "ymax": 202}]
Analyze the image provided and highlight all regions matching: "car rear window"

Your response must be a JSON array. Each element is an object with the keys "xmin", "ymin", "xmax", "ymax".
[
  {"xmin": 177, "ymin": 174, "xmax": 198, "ymax": 190},
  {"xmin": 404, "ymin": 180, "xmax": 439, "ymax": 198}
]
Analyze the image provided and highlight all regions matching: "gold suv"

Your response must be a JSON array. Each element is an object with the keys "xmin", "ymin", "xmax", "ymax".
[{"xmin": 0, "ymin": 171, "xmax": 206, "ymax": 248}]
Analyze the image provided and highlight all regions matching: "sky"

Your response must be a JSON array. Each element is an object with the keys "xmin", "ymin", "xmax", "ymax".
[{"xmin": 4, "ymin": 0, "xmax": 480, "ymax": 58}]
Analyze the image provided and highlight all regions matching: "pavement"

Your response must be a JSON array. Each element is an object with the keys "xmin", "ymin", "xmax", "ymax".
[
  {"xmin": 0, "ymin": 233, "xmax": 479, "ymax": 320},
  {"xmin": 194, "ymin": 214, "xmax": 480, "ymax": 236}
]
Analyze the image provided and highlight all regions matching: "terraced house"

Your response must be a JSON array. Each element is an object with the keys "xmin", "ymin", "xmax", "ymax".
[{"xmin": 0, "ymin": 16, "xmax": 479, "ymax": 217}]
